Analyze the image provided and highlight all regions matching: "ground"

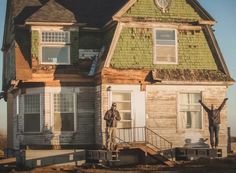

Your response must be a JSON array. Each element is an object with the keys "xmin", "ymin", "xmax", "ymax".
[{"xmin": 1, "ymin": 154, "xmax": 236, "ymax": 173}]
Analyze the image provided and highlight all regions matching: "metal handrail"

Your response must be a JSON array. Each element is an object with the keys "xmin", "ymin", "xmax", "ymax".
[{"xmin": 116, "ymin": 127, "xmax": 172, "ymax": 152}]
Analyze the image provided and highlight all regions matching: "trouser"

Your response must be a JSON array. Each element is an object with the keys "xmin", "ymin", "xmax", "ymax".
[
  {"xmin": 105, "ymin": 127, "xmax": 117, "ymax": 150},
  {"xmin": 209, "ymin": 124, "xmax": 220, "ymax": 148}
]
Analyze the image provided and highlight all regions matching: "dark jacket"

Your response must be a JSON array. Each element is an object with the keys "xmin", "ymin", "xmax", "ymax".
[
  {"xmin": 200, "ymin": 99, "xmax": 227, "ymax": 126},
  {"xmin": 104, "ymin": 109, "xmax": 121, "ymax": 127}
]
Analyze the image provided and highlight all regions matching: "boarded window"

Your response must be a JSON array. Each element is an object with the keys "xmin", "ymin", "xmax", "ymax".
[
  {"xmin": 54, "ymin": 94, "xmax": 74, "ymax": 131},
  {"xmin": 40, "ymin": 31, "xmax": 70, "ymax": 64},
  {"xmin": 154, "ymin": 29, "xmax": 177, "ymax": 64},
  {"xmin": 112, "ymin": 92, "xmax": 132, "ymax": 128},
  {"xmin": 24, "ymin": 95, "xmax": 40, "ymax": 132},
  {"xmin": 179, "ymin": 93, "xmax": 202, "ymax": 129}
]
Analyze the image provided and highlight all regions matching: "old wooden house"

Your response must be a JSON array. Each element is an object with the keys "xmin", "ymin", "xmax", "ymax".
[{"xmin": 1, "ymin": 0, "xmax": 234, "ymax": 160}]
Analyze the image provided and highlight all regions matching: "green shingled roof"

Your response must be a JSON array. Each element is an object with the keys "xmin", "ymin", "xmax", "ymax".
[
  {"xmin": 111, "ymin": 27, "xmax": 218, "ymax": 70},
  {"xmin": 124, "ymin": 0, "xmax": 202, "ymax": 22}
]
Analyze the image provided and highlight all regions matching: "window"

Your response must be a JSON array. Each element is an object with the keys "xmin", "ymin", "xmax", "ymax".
[
  {"xmin": 154, "ymin": 29, "xmax": 177, "ymax": 64},
  {"xmin": 54, "ymin": 94, "xmax": 74, "ymax": 132},
  {"xmin": 179, "ymin": 93, "xmax": 202, "ymax": 129},
  {"xmin": 24, "ymin": 95, "xmax": 40, "ymax": 132},
  {"xmin": 40, "ymin": 31, "xmax": 70, "ymax": 64},
  {"xmin": 112, "ymin": 92, "xmax": 132, "ymax": 128}
]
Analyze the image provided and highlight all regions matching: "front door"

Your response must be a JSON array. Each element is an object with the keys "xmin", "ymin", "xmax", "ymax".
[{"xmin": 111, "ymin": 91, "xmax": 146, "ymax": 142}]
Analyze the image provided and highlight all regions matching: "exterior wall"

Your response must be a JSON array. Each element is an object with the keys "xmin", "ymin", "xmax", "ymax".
[
  {"xmin": 100, "ymin": 84, "xmax": 228, "ymax": 156},
  {"xmin": 146, "ymin": 85, "xmax": 228, "ymax": 156},
  {"xmin": 124, "ymin": 0, "xmax": 201, "ymax": 22},
  {"xmin": 111, "ymin": 26, "xmax": 217, "ymax": 70},
  {"xmin": 7, "ymin": 93, "xmax": 14, "ymax": 148},
  {"xmin": 12, "ymin": 86, "xmax": 96, "ymax": 149}
]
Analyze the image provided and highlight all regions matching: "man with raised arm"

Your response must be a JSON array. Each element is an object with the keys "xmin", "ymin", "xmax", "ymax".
[{"xmin": 199, "ymin": 98, "xmax": 228, "ymax": 148}]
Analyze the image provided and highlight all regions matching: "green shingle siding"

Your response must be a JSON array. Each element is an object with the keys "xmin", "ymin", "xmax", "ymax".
[
  {"xmin": 124, "ymin": 0, "xmax": 201, "ymax": 22},
  {"xmin": 70, "ymin": 31, "xmax": 79, "ymax": 64},
  {"xmin": 111, "ymin": 27, "xmax": 218, "ymax": 70},
  {"xmin": 31, "ymin": 30, "xmax": 39, "ymax": 59}
]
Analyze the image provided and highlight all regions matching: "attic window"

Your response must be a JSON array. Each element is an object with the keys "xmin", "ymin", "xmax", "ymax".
[
  {"xmin": 40, "ymin": 31, "xmax": 70, "ymax": 65},
  {"xmin": 153, "ymin": 29, "xmax": 178, "ymax": 64}
]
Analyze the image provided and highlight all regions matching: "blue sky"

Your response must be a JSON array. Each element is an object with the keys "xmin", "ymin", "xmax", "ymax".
[{"xmin": 0, "ymin": 0, "xmax": 235, "ymax": 135}]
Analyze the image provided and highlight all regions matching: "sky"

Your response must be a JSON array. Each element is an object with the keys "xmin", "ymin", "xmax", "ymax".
[{"xmin": 0, "ymin": 0, "xmax": 235, "ymax": 136}]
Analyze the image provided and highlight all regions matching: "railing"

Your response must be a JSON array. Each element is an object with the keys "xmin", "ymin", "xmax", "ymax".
[{"xmin": 116, "ymin": 127, "xmax": 172, "ymax": 151}]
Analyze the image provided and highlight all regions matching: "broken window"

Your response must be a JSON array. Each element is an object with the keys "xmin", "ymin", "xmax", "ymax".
[
  {"xmin": 179, "ymin": 93, "xmax": 202, "ymax": 129},
  {"xmin": 154, "ymin": 29, "xmax": 177, "ymax": 64},
  {"xmin": 24, "ymin": 94, "xmax": 40, "ymax": 132},
  {"xmin": 40, "ymin": 31, "xmax": 70, "ymax": 64},
  {"xmin": 54, "ymin": 94, "xmax": 74, "ymax": 132},
  {"xmin": 112, "ymin": 92, "xmax": 132, "ymax": 128}
]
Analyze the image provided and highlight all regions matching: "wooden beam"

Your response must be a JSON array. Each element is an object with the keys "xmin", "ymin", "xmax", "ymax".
[
  {"xmin": 104, "ymin": 22, "xmax": 124, "ymax": 67},
  {"xmin": 123, "ymin": 22, "xmax": 202, "ymax": 30},
  {"xmin": 113, "ymin": 0, "xmax": 137, "ymax": 18}
]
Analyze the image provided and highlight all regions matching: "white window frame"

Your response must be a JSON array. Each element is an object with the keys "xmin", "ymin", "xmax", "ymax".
[
  {"xmin": 110, "ymin": 91, "xmax": 133, "ymax": 128},
  {"xmin": 153, "ymin": 28, "xmax": 178, "ymax": 64},
  {"xmin": 23, "ymin": 94, "xmax": 42, "ymax": 133},
  {"xmin": 51, "ymin": 93, "xmax": 77, "ymax": 133},
  {"xmin": 177, "ymin": 92, "xmax": 203, "ymax": 131},
  {"xmin": 39, "ymin": 30, "xmax": 71, "ymax": 65}
]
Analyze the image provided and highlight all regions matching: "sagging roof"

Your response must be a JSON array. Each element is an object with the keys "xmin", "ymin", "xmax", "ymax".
[{"xmin": 152, "ymin": 69, "xmax": 234, "ymax": 82}]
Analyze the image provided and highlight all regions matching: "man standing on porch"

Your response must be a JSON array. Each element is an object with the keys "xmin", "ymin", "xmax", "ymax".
[
  {"xmin": 104, "ymin": 103, "xmax": 121, "ymax": 150},
  {"xmin": 199, "ymin": 98, "xmax": 228, "ymax": 148}
]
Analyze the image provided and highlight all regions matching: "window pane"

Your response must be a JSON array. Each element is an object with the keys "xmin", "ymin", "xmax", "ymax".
[
  {"xmin": 190, "ymin": 93, "xmax": 201, "ymax": 104},
  {"xmin": 156, "ymin": 46, "xmax": 176, "ymax": 62},
  {"xmin": 117, "ymin": 102, "xmax": 131, "ymax": 110},
  {"xmin": 112, "ymin": 92, "xmax": 132, "ymax": 129},
  {"xmin": 42, "ymin": 46, "xmax": 69, "ymax": 64},
  {"xmin": 54, "ymin": 94, "xmax": 73, "ymax": 113},
  {"xmin": 179, "ymin": 93, "xmax": 188, "ymax": 104},
  {"xmin": 24, "ymin": 95, "xmax": 40, "ymax": 113},
  {"xmin": 54, "ymin": 113, "xmax": 74, "ymax": 131},
  {"xmin": 179, "ymin": 93, "xmax": 202, "ymax": 129},
  {"xmin": 112, "ymin": 93, "xmax": 131, "ymax": 101},
  {"xmin": 24, "ymin": 114, "xmax": 40, "ymax": 132},
  {"xmin": 156, "ymin": 30, "xmax": 175, "ymax": 42},
  {"xmin": 42, "ymin": 31, "xmax": 69, "ymax": 43},
  {"xmin": 120, "ymin": 112, "xmax": 131, "ymax": 120}
]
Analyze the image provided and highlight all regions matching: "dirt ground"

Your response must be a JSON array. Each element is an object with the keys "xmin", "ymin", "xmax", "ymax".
[{"xmin": 1, "ymin": 155, "xmax": 236, "ymax": 173}]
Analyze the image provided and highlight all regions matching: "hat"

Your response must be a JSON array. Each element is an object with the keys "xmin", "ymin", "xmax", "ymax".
[{"xmin": 112, "ymin": 103, "xmax": 117, "ymax": 106}]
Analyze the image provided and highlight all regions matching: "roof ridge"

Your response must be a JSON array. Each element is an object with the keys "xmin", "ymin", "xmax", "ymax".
[{"xmin": 26, "ymin": 0, "xmax": 77, "ymax": 23}]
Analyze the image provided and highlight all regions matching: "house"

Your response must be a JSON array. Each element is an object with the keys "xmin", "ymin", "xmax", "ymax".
[{"xmin": 1, "ymin": 0, "xmax": 234, "ymax": 160}]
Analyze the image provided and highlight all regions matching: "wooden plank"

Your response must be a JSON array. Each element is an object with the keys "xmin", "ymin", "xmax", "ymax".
[{"xmin": 0, "ymin": 158, "xmax": 16, "ymax": 165}]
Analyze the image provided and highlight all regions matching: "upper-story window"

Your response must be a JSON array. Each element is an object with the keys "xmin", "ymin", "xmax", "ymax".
[
  {"xmin": 40, "ymin": 31, "xmax": 70, "ymax": 65},
  {"xmin": 153, "ymin": 29, "xmax": 177, "ymax": 64}
]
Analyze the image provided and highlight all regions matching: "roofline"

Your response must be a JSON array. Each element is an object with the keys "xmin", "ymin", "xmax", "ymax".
[
  {"xmin": 188, "ymin": 0, "xmax": 216, "ymax": 22},
  {"xmin": 25, "ymin": 21, "xmax": 86, "ymax": 26},
  {"xmin": 104, "ymin": 22, "xmax": 123, "ymax": 68},
  {"xmin": 113, "ymin": 0, "xmax": 216, "ymax": 23},
  {"xmin": 113, "ymin": 0, "xmax": 137, "ymax": 19},
  {"xmin": 204, "ymin": 25, "xmax": 230, "ymax": 75},
  {"xmin": 1, "ymin": 0, "xmax": 12, "ymax": 51}
]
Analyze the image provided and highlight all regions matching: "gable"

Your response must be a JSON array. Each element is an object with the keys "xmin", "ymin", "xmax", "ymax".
[
  {"xmin": 121, "ymin": 0, "xmax": 205, "ymax": 22},
  {"xmin": 110, "ymin": 27, "xmax": 218, "ymax": 70}
]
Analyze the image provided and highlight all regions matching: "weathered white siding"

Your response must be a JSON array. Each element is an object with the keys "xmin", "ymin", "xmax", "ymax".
[
  {"xmin": 100, "ymin": 84, "xmax": 228, "ymax": 156},
  {"xmin": 13, "ymin": 86, "xmax": 96, "ymax": 149}
]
